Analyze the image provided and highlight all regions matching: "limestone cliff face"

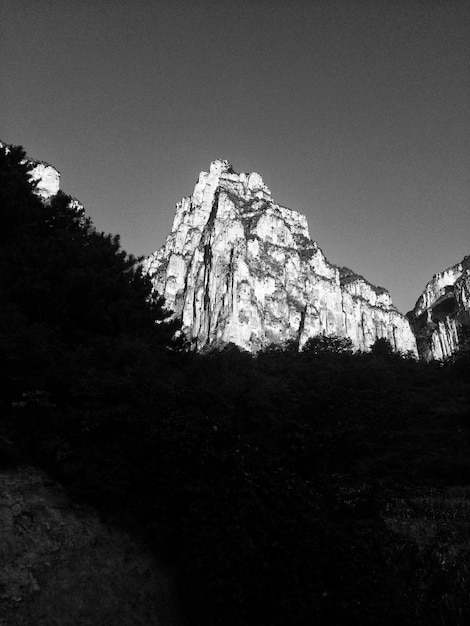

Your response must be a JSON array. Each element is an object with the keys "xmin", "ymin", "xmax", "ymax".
[
  {"xmin": 145, "ymin": 160, "xmax": 417, "ymax": 355},
  {"xmin": 408, "ymin": 255, "xmax": 470, "ymax": 360}
]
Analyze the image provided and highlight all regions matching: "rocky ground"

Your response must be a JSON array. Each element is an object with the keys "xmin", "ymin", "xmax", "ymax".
[{"xmin": 0, "ymin": 467, "xmax": 183, "ymax": 626}]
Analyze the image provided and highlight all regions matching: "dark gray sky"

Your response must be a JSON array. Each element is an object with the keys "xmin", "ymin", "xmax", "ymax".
[{"xmin": 2, "ymin": 0, "xmax": 469, "ymax": 313}]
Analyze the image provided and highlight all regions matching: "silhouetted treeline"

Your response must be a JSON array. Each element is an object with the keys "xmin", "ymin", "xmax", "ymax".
[{"xmin": 1, "ymin": 143, "xmax": 470, "ymax": 626}]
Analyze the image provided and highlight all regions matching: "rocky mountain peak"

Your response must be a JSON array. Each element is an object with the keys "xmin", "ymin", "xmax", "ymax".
[
  {"xmin": 145, "ymin": 161, "xmax": 418, "ymax": 355},
  {"xmin": 209, "ymin": 158, "xmax": 233, "ymax": 175},
  {"xmin": 192, "ymin": 160, "xmax": 272, "ymax": 208}
]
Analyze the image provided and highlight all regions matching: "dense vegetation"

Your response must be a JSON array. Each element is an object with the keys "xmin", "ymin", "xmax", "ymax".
[{"xmin": 1, "ymin": 143, "xmax": 470, "ymax": 625}]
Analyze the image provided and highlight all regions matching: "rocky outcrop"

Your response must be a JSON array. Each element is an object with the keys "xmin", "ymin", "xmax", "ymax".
[
  {"xmin": 28, "ymin": 160, "xmax": 60, "ymax": 199},
  {"xmin": 145, "ymin": 160, "xmax": 417, "ymax": 355},
  {"xmin": 0, "ymin": 466, "xmax": 182, "ymax": 626},
  {"xmin": 0, "ymin": 140, "xmax": 60, "ymax": 200},
  {"xmin": 408, "ymin": 255, "xmax": 470, "ymax": 360}
]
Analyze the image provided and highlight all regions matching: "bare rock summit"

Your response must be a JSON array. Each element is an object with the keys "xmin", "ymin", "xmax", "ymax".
[{"xmin": 144, "ymin": 160, "xmax": 418, "ymax": 355}]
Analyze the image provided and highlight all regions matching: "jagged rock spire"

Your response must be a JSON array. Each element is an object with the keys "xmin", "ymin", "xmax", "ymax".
[{"xmin": 144, "ymin": 161, "xmax": 418, "ymax": 355}]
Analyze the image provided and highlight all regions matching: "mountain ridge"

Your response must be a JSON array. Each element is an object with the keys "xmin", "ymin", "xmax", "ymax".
[{"xmin": 4, "ymin": 140, "xmax": 468, "ymax": 361}]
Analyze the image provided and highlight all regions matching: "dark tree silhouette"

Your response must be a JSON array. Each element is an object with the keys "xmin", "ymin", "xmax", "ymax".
[
  {"xmin": 302, "ymin": 334, "xmax": 354, "ymax": 355},
  {"xmin": 369, "ymin": 337, "xmax": 395, "ymax": 358},
  {"xmin": 0, "ymin": 142, "xmax": 179, "ymax": 347}
]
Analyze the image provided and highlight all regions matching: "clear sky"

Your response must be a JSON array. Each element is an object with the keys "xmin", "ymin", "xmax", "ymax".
[{"xmin": 1, "ymin": 0, "xmax": 469, "ymax": 313}]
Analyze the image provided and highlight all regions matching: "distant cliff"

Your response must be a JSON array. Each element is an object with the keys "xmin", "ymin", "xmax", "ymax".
[
  {"xmin": 145, "ymin": 160, "xmax": 418, "ymax": 355},
  {"xmin": 408, "ymin": 255, "xmax": 470, "ymax": 360}
]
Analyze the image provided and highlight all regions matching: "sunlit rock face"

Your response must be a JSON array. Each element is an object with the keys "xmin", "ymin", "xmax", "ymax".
[
  {"xmin": 0, "ymin": 139, "xmax": 60, "ymax": 199},
  {"xmin": 408, "ymin": 255, "xmax": 470, "ymax": 360},
  {"xmin": 145, "ymin": 160, "xmax": 418, "ymax": 355},
  {"xmin": 29, "ymin": 160, "xmax": 60, "ymax": 199}
]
